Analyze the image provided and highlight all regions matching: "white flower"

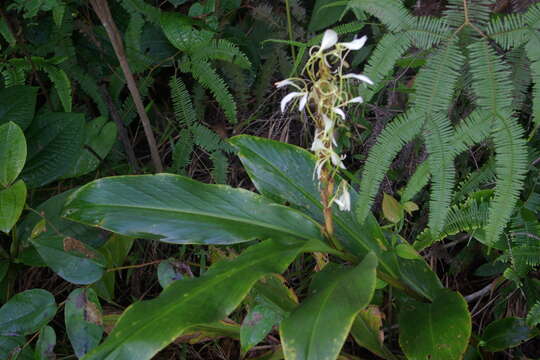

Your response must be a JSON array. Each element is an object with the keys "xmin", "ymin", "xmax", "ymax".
[
  {"xmin": 310, "ymin": 137, "xmax": 325, "ymax": 152},
  {"xmin": 322, "ymin": 114, "xmax": 334, "ymax": 133},
  {"xmin": 342, "ymin": 73, "xmax": 374, "ymax": 85},
  {"xmin": 347, "ymin": 96, "xmax": 364, "ymax": 104},
  {"xmin": 333, "ymin": 107, "xmax": 346, "ymax": 120},
  {"xmin": 330, "ymin": 152, "xmax": 346, "ymax": 169},
  {"xmin": 280, "ymin": 92, "xmax": 308, "ymax": 113},
  {"xmin": 298, "ymin": 93, "xmax": 308, "ymax": 111},
  {"xmin": 334, "ymin": 185, "xmax": 351, "ymax": 211},
  {"xmin": 341, "ymin": 35, "xmax": 367, "ymax": 50},
  {"xmin": 275, "ymin": 79, "xmax": 296, "ymax": 88},
  {"xmin": 320, "ymin": 29, "xmax": 338, "ymax": 51}
]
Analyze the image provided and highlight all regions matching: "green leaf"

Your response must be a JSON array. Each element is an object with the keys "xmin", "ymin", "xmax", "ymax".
[
  {"xmin": 83, "ymin": 238, "xmax": 322, "ymax": 360},
  {"xmin": 229, "ymin": 135, "xmax": 443, "ymax": 300},
  {"xmin": 63, "ymin": 174, "xmax": 325, "ymax": 245},
  {"xmin": 31, "ymin": 235, "xmax": 106, "ymax": 285},
  {"xmin": 382, "ymin": 193, "xmax": 403, "ymax": 223},
  {"xmin": 0, "ymin": 336, "xmax": 27, "ymax": 359},
  {"xmin": 63, "ymin": 117, "xmax": 117, "ymax": 178},
  {"xmin": 22, "ymin": 112, "xmax": 85, "ymax": 188},
  {"xmin": 35, "ymin": 325, "xmax": 56, "ymax": 360},
  {"xmin": 280, "ymin": 253, "xmax": 377, "ymax": 360},
  {"xmin": 0, "ymin": 86, "xmax": 37, "ymax": 130},
  {"xmin": 0, "ymin": 289, "xmax": 57, "ymax": 336},
  {"xmin": 19, "ymin": 189, "xmax": 108, "ymax": 250},
  {"xmin": 308, "ymin": 0, "xmax": 345, "ymax": 32},
  {"xmin": 480, "ymin": 317, "xmax": 539, "ymax": 352},
  {"xmin": 93, "ymin": 235, "xmax": 134, "ymax": 300},
  {"xmin": 396, "ymin": 243, "xmax": 421, "ymax": 260},
  {"xmin": 65, "ymin": 288, "xmax": 103, "ymax": 358},
  {"xmin": 241, "ymin": 304, "xmax": 282, "ymax": 354},
  {"xmin": 351, "ymin": 306, "xmax": 397, "ymax": 360},
  {"xmin": 0, "ymin": 122, "xmax": 26, "ymax": 187},
  {"xmin": 0, "ymin": 180, "xmax": 27, "ymax": 233},
  {"xmin": 399, "ymin": 289, "xmax": 471, "ymax": 360}
]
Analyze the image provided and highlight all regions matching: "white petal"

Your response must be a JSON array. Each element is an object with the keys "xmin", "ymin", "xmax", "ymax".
[
  {"xmin": 310, "ymin": 138, "xmax": 325, "ymax": 152},
  {"xmin": 341, "ymin": 35, "xmax": 367, "ymax": 50},
  {"xmin": 348, "ymin": 96, "xmax": 364, "ymax": 104},
  {"xmin": 320, "ymin": 29, "xmax": 338, "ymax": 51},
  {"xmin": 298, "ymin": 93, "xmax": 308, "ymax": 111},
  {"xmin": 322, "ymin": 114, "xmax": 334, "ymax": 132},
  {"xmin": 280, "ymin": 92, "xmax": 305, "ymax": 113},
  {"xmin": 275, "ymin": 79, "xmax": 295, "ymax": 88},
  {"xmin": 343, "ymin": 73, "xmax": 374, "ymax": 85},
  {"xmin": 333, "ymin": 107, "xmax": 346, "ymax": 120},
  {"xmin": 331, "ymin": 152, "xmax": 345, "ymax": 168}
]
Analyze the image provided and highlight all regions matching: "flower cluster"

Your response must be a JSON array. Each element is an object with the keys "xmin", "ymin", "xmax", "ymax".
[{"xmin": 276, "ymin": 29, "xmax": 373, "ymax": 212}]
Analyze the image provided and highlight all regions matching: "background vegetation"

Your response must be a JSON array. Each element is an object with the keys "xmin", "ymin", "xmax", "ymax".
[{"xmin": 1, "ymin": 0, "xmax": 540, "ymax": 359}]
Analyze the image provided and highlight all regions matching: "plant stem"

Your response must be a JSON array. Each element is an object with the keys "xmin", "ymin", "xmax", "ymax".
[{"xmin": 284, "ymin": 0, "xmax": 296, "ymax": 64}]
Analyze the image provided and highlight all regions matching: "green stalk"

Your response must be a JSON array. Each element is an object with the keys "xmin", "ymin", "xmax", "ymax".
[{"xmin": 284, "ymin": 0, "xmax": 296, "ymax": 64}]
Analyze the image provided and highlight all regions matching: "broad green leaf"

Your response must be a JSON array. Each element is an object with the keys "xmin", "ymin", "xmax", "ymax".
[
  {"xmin": 65, "ymin": 288, "xmax": 104, "ymax": 358},
  {"xmin": 0, "ymin": 260, "xmax": 8, "ymax": 282},
  {"xmin": 308, "ymin": 0, "xmax": 346, "ymax": 32},
  {"xmin": 160, "ymin": 12, "xmax": 213, "ymax": 52},
  {"xmin": 22, "ymin": 112, "xmax": 85, "ymax": 188},
  {"xmin": 0, "ymin": 180, "xmax": 27, "ymax": 233},
  {"xmin": 480, "ymin": 317, "xmax": 539, "ymax": 352},
  {"xmin": 31, "ymin": 235, "xmax": 106, "ymax": 285},
  {"xmin": 83, "ymin": 238, "xmax": 324, "ymax": 360},
  {"xmin": 399, "ymin": 289, "xmax": 471, "ymax": 360},
  {"xmin": 63, "ymin": 117, "xmax": 118, "ymax": 178},
  {"xmin": 63, "ymin": 174, "xmax": 325, "ymax": 245},
  {"xmin": 0, "ymin": 86, "xmax": 37, "ymax": 130},
  {"xmin": 351, "ymin": 306, "xmax": 397, "ymax": 360},
  {"xmin": 18, "ymin": 189, "xmax": 108, "ymax": 250},
  {"xmin": 0, "ymin": 289, "xmax": 57, "ymax": 336},
  {"xmin": 0, "ymin": 122, "xmax": 26, "ymax": 187},
  {"xmin": 35, "ymin": 326, "xmax": 56, "ymax": 360},
  {"xmin": 395, "ymin": 243, "xmax": 421, "ymax": 260},
  {"xmin": 251, "ymin": 274, "xmax": 299, "ymax": 315},
  {"xmin": 178, "ymin": 322, "xmax": 240, "ymax": 344},
  {"xmin": 280, "ymin": 253, "xmax": 377, "ymax": 360},
  {"xmin": 0, "ymin": 336, "xmax": 27, "ymax": 359},
  {"xmin": 241, "ymin": 305, "xmax": 282, "ymax": 354},
  {"xmin": 382, "ymin": 193, "xmax": 403, "ymax": 223},
  {"xmin": 230, "ymin": 135, "xmax": 442, "ymax": 300}
]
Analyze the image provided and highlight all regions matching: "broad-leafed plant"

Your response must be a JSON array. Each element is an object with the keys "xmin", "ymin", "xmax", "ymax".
[{"xmin": 59, "ymin": 30, "xmax": 472, "ymax": 360}]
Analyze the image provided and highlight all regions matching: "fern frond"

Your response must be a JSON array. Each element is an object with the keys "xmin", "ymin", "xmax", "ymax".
[
  {"xmin": 192, "ymin": 39, "xmax": 251, "ymax": 69},
  {"xmin": 451, "ymin": 110, "xmax": 492, "ymax": 155},
  {"xmin": 413, "ymin": 37, "xmax": 465, "ymax": 114},
  {"xmin": 360, "ymin": 32, "xmax": 411, "ymax": 103},
  {"xmin": 184, "ymin": 59, "xmax": 238, "ymax": 123},
  {"xmin": 172, "ymin": 129, "xmax": 194, "ymax": 174},
  {"xmin": 424, "ymin": 112, "xmax": 456, "ymax": 235},
  {"xmin": 210, "ymin": 151, "xmax": 229, "ymax": 184},
  {"xmin": 192, "ymin": 123, "xmax": 224, "ymax": 153},
  {"xmin": 125, "ymin": 13, "xmax": 153, "ymax": 73},
  {"xmin": 444, "ymin": 0, "xmax": 492, "ymax": 28},
  {"xmin": 254, "ymin": 55, "xmax": 278, "ymax": 108},
  {"xmin": 454, "ymin": 159, "xmax": 496, "ymax": 202},
  {"xmin": 527, "ymin": 302, "xmax": 540, "ymax": 327},
  {"xmin": 356, "ymin": 110, "xmax": 424, "ymax": 223},
  {"xmin": 526, "ymin": 38, "xmax": 540, "ymax": 128},
  {"xmin": 70, "ymin": 66, "xmax": 108, "ymax": 117},
  {"xmin": 169, "ymin": 75, "xmax": 196, "ymax": 127},
  {"xmin": 347, "ymin": 0, "xmax": 414, "ymax": 32},
  {"xmin": 486, "ymin": 12, "xmax": 529, "ymax": 49},
  {"xmin": 469, "ymin": 39, "xmax": 528, "ymax": 245},
  {"xmin": 415, "ymin": 195, "xmax": 490, "ymax": 250},
  {"xmin": 0, "ymin": 62, "xmax": 27, "ymax": 87},
  {"xmin": 407, "ymin": 16, "xmax": 451, "ymax": 49},
  {"xmin": 41, "ymin": 63, "xmax": 72, "ymax": 112},
  {"xmin": 507, "ymin": 47, "xmax": 531, "ymax": 111},
  {"xmin": 401, "ymin": 160, "xmax": 430, "ymax": 203}
]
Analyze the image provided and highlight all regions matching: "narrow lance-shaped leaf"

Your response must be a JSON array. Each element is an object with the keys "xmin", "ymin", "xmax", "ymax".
[
  {"xmin": 83, "ymin": 238, "xmax": 328, "ymax": 360},
  {"xmin": 63, "ymin": 174, "xmax": 324, "ymax": 245},
  {"xmin": 280, "ymin": 253, "xmax": 378, "ymax": 360}
]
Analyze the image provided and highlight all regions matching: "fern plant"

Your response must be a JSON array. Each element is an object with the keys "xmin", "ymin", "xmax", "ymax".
[{"xmin": 343, "ymin": 0, "xmax": 533, "ymax": 249}]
